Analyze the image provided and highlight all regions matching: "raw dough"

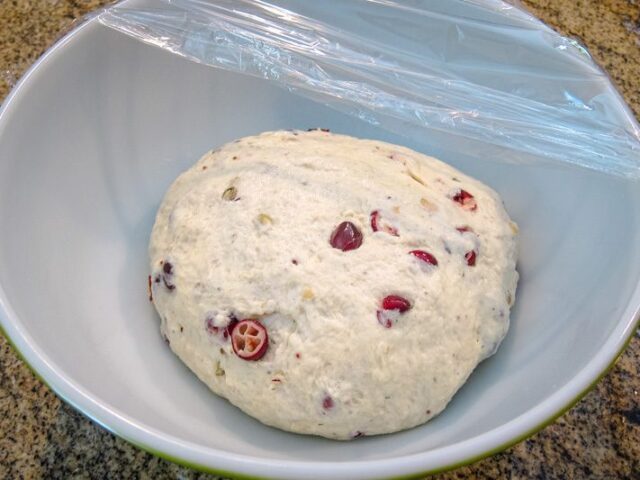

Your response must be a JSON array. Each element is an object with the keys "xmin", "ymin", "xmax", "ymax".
[{"xmin": 149, "ymin": 130, "xmax": 518, "ymax": 440}]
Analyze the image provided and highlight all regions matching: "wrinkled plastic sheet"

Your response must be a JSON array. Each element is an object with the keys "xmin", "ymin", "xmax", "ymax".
[{"xmin": 99, "ymin": 0, "xmax": 640, "ymax": 179}]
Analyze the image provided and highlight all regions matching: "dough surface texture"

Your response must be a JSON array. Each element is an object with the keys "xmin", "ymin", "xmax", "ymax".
[{"xmin": 149, "ymin": 130, "xmax": 519, "ymax": 440}]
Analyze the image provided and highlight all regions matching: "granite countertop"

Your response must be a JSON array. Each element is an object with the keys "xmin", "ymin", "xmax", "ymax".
[{"xmin": 0, "ymin": 1, "xmax": 638, "ymax": 478}]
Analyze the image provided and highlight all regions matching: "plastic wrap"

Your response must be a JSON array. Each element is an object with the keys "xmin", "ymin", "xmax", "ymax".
[{"xmin": 99, "ymin": 0, "xmax": 640, "ymax": 179}]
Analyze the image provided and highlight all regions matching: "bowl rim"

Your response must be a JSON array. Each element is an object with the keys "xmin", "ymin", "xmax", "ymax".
[{"xmin": 0, "ymin": 3, "xmax": 639, "ymax": 479}]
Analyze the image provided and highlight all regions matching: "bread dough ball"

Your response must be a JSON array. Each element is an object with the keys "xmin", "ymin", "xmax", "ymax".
[{"xmin": 149, "ymin": 130, "xmax": 518, "ymax": 440}]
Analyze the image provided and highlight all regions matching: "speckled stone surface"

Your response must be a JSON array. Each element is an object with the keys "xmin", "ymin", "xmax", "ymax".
[{"xmin": 0, "ymin": 0, "xmax": 639, "ymax": 478}]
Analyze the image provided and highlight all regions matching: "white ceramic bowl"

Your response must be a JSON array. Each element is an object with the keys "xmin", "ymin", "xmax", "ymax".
[{"xmin": 0, "ymin": 2, "xmax": 639, "ymax": 480}]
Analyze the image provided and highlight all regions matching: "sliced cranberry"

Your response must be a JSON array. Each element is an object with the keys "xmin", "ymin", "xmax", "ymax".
[
  {"xmin": 352, "ymin": 431, "xmax": 365, "ymax": 438},
  {"xmin": 322, "ymin": 395, "xmax": 334, "ymax": 410},
  {"xmin": 382, "ymin": 295, "xmax": 411, "ymax": 312},
  {"xmin": 465, "ymin": 250, "xmax": 477, "ymax": 266},
  {"xmin": 231, "ymin": 319, "xmax": 268, "ymax": 361},
  {"xmin": 370, "ymin": 210, "xmax": 399, "ymax": 236},
  {"xmin": 163, "ymin": 261, "xmax": 173, "ymax": 275},
  {"xmin": 456, "ymin": 226, "xmax": 474, "ymax": 234},
  {"xmin": 451, "ymin": 189, "xmax": 477, "ymax": 211},
  {"xmin": 330, "ymin": 221, "xmax": 363, "ymax": 251},
  {"xmin": 409, "ymin": 249, "xmax": 438, "ymax": 266}
]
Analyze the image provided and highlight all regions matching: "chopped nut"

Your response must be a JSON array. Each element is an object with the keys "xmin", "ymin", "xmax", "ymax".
[
  {"xmin": 509, "ymin": 221, "xmax": 519, "ymax": 235},
  {"xmin": 215, "ymin": 361, "xmax": 225, "ymax": 377},
  {"xmin": 257, "ymin": 213, "xmax": 273, "ymax": 225},
  {"xmin": 392, "ymin": 206, "xmax": 400, "ymax": 214},
  {"xmin": 222, "ymin": 186, "xmax": 238, "ymax": 201},
  {"xmin": 408, "ymin": 170, "xmax": 426, "ymax": 186},
  {"xmin": 270, "ymin": 373, "xmax": 286, "ymax": 390},
  {"xmin": 270, "ymin": 370, "xmax": 286, "ymax": 386},
  {"xmin": 302, "ymin": 287, "xmax": 315, "ymax": 300},
  {"xmin": 507, "ymin": 292, "xmax": 513, "ymax": 306},
  {"xmin": 420, "ymin": 197, "xmax": 438, "ymax": 212}
]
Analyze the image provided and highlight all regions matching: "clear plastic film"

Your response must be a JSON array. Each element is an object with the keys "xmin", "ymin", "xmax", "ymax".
[{"xmin": 98, "ymin": 0, "xmax": 640, "ymax": 179}]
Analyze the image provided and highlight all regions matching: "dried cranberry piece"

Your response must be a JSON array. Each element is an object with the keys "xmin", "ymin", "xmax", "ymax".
[
  {"xmin": 376, "ymin": 310, "xmax": 393, "ymax": 328},
  {"xmin": 329, "ymin": 221, "xmax": 363, "ymax": 251},
  {"xmin": 378, "ymin": 295, "xmax": 412, "ymax": 328},
  {"xmin": 147, "ymin": 275, "xmax": 153, "ymax": 302},
  {"xmin": 322, "ymin": 395, "xmax": 334, "ymax": 410},
  {"xmin": 161, "ymin": 260, "xmax": 176, "ymax": 291},
  {"xmin": 231, "ymin": 319, "xmax": 268, "ymax": 360},
  {"xmin": 409, "ymin": 249, "xmax": 438, "ymax": 266},
  {"xmin": 162, "ymin": 276, "xmax": 175, "ymax": 291},
  {"xmin": 451, "ymin": 189, "xmax": 477, "ymax": 211},
  {"xmin": 465, "ymin": 250, "xmax": 477, "ymax": 266},
  {"xmin": 382, "ymin": 295, "xmax": 411, "ymax": 312},
  {"xmin": 370, "ymin": 210, "xmax": 399, "ymax": 236}
]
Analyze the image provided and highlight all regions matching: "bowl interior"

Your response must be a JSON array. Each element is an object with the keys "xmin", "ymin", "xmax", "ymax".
[{"xmin": 0, "ymin": 12, "xmax": 639, "ymax": 477}]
